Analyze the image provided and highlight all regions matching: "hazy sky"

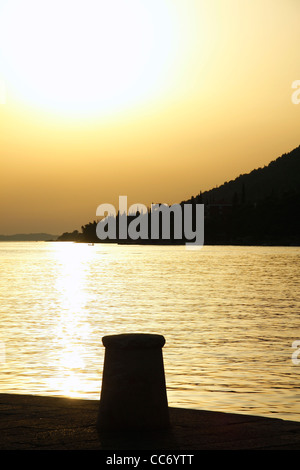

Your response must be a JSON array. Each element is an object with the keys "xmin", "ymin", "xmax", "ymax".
[{"xmin": 0, "ymin": 0, "xmax": 299, "ymax": 235}]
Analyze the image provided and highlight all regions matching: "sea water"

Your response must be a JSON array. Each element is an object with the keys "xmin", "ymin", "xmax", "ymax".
[{"xmin": 0, "ymin": 242, "xmax": 299, "ymax": 422}]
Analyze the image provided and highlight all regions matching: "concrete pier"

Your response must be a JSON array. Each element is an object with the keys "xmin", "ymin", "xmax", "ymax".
[
  {"xmin": 1, "ymin": 334, "xmax": 300, "ymax": 450},
  {"xmin": 97, "ymin": 333, "xmax": 170, "ymax": 431},
  {"xmin": 0, "ymin": 393, "xmax": 300, "ymax": 450}
]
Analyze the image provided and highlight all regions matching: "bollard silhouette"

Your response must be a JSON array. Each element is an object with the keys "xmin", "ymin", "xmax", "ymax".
[{"xmin": 97, "ymin": 333, "xmax": 170, "ymax": 431}]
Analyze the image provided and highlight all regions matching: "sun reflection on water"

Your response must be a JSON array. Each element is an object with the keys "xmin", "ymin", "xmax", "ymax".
[
  {"xmin": 47, "ymin": 243, "xmax": 98, "ymax": 398},
  {"xmin": 53, "ymin": 242, "xmax": 96, "ymax": 310}
]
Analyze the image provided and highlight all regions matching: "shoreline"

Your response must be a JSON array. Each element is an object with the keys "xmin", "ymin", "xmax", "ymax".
[
  {"xmin": 1, "ymin": 393, "xmax": 300, "ymax": 450},
  {"xmin": 1, "ymin": 240, "xmax": 299, "ymax": 248}
]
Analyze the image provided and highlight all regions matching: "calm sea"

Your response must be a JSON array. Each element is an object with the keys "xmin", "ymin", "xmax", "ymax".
[{"xmin": 0, "ymin": 242, "xmax": 299, "ymax": 422}]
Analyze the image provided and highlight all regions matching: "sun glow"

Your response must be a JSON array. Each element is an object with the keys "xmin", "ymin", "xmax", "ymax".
[{"xmin": 0, "ymin": 0, "xmax": 177, "ymax": 117}]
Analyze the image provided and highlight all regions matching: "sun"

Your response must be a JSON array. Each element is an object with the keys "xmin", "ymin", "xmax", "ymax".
[{"xmin": 0, "ymin": 0, "xmax": 176, "ymax": 117}]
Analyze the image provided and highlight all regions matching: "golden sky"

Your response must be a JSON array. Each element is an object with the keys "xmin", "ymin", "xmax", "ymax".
[{"xmin": 0, "ymin": 0, "xmax": 299, "ymax": 235}]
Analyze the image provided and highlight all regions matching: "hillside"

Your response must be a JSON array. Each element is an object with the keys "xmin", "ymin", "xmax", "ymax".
[
  {"xmin": 0, "ymin": 233, "xmax": 58, "ymax": 241},
  {"xmin": 57, "ymin": 145, "xmax": 300, "ymax": 246},
  {"xmin": 186, "ymin": 145, "xmax": 300, "ymax": 206},
  {"xmin": 183, "ymin": 145, "xmax": 300, "ymax": 245}
]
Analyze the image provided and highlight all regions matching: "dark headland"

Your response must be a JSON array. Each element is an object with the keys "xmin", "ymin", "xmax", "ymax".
[{"xmin": 57, "ymin": 145, "xmax": 300, "ymax": 246}]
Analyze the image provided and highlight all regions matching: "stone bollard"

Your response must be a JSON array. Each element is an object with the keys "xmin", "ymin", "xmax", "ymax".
[{"xmin": 97, "ymin": 333, "xmax": 170, "ymax": 431}]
